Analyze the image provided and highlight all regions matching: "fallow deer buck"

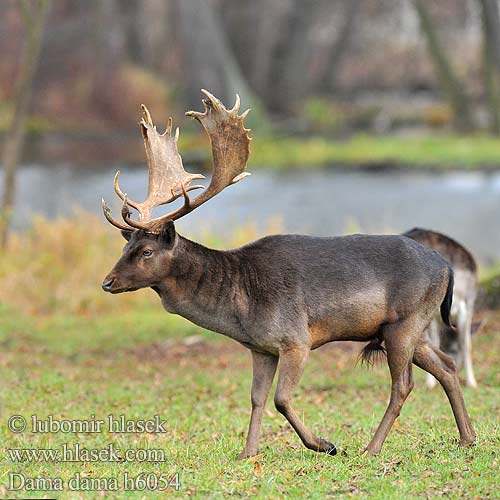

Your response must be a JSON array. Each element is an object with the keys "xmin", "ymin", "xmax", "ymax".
[
  {"xmin": 101, "ymin": 90, "xmax": 476, "ymax": 458},
  {"xmin": 404, "ymin": 228, "xmax": 478, "ymax": 388}
]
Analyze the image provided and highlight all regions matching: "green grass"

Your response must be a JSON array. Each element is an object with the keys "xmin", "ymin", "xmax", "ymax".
[
  {"xmin": 245, "ymin": 133, "xmax": 500, "ymax": 170},
  {"xmin": 0, "ymin": 302, "xmax": 498, "ymax": 499}
]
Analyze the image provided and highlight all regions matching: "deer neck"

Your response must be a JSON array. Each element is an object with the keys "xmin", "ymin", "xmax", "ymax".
[{"xmin": 153, "ymin": 236, "xmax": 249, "ymax": 341}]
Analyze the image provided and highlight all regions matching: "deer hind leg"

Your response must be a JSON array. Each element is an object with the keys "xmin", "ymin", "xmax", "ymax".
[
  {"xmin": 425, "ymin": 319, "xmax": 440, "ymax": 389},
  {"xmin": 237, "ymin": 350, "xmax": 278, "ymax": 460},
  {"xmin": 413, "ymin": 340, "xmax": 476, "ymax": 446},
  {"xmin": 274, "ymin": 346, "xmax": 336, "ymax": 455},
  {"xmin": 363, "ymin": 318, "xmax": 418, "ymax": 456}
]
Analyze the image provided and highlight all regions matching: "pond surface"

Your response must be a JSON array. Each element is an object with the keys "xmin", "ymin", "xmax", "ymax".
[{"xmin": 9, "ymin": 164, "xmax": 500, "ymax": 263}]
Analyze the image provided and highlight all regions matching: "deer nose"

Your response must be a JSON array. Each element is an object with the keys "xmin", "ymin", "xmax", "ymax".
[{"xmin": 102, "ymin": 278, "xmax": 115, "ymax": 292}]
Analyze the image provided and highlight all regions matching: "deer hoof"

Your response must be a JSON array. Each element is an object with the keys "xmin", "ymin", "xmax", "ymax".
[
  {"xmin": 325, "ymin": 442, "xmax": 337, "ymax": 456},
  {"xmin": 458, "ymin": 437, "xmax": 477, "ymax": 448},
  {"xmin": 318, "ymin": 438, "xmax": 337, "ymax": 456},
  {"xmin": 361, "ymin": 446, "xmax": 380, "ymax": 456},
  {"xmin": 236, "ymin": 450, "xmax": 256, "ymax": 461}
]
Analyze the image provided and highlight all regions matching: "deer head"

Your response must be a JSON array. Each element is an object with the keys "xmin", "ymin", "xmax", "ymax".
[{"xmin": 101, "ymin": 90, "xmax": 251, "ymax": 293}]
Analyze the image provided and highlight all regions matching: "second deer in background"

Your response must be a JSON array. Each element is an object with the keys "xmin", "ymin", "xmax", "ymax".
[{"xmin": 404, "ymin": 228, "xmax": 478, "ymax": 388}]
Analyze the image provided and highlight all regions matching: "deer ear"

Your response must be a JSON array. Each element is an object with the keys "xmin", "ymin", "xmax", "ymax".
[
  {"xmin": 159, "ymin": 220, "xmax": 176, "ymax": 248},
  {"xmin": 121, "ymin": 230, "xmax": 133, "ymax": 241}
]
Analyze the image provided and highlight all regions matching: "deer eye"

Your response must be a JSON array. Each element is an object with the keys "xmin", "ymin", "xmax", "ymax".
[{"xmin": 142, "ymin": 249, "xmax": 153, "ymax": 258}]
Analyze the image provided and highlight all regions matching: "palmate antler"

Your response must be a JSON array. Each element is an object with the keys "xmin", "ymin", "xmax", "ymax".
[{"xmin": 102, "ymin": 90, "xmax": 251, "ymax": 233}]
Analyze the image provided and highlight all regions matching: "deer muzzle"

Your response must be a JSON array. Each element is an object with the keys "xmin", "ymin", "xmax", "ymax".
[{"xmin": 102, "ymin": 277, "xmax": 115, "ymax": 292}]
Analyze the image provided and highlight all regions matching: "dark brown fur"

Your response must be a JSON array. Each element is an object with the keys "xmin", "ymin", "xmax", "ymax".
[{"xmin": 102, "ymin": 223, "xmax": 476, "ymax": 457}]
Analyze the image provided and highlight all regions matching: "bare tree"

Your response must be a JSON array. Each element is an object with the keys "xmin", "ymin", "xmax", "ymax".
[
  {"xmin": 314, "ymin": 0, "xmax": 361, "ymax": 94},
  {"xmin": 478, "ymin": 0, "xmax": 500, "ymax": 133},
  {"xmin": 219, "ymin": 0, "xmax": 360, "ymax": 111},
  {"xmin": 413, "ymin": 0, "xmax": 474, "ymax": 131},
  {"xmin": 1, "ymin": 0, "xmax": 51, "ymax": 248},
  {"xmin": 173, "ymin": 0, "xmax": 266, "ymax": 126},
  {"xmin": 89, "ymin": 0, "xmax": 129, "ymax": 121},
  {"xmin": 218, "ymin": 0, "xmax": 285, "ymax": 100},
  {"xmin": 272, "ymin": 0, "xmax": 317, "ymax": 111}
]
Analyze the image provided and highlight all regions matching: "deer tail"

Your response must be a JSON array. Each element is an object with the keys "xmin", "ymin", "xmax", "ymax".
[
  {"xmin": 359, "ymin": 337, "xmax": 386, "ymax": 366},
  {"xmin": 440, "ymin": 267, "xmax": 455, "ymax": 329}
]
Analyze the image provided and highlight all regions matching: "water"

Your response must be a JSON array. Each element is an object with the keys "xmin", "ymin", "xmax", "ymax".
[{"xmin": 9, "ymin": 164, "xmax": 500, "ymax": 263}]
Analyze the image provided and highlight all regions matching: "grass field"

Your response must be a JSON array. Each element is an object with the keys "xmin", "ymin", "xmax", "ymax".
[
  {"xmin": 0, "ymin": 218, "xmax": 498, "ymax": 499},
  {"xmin": 0, "ymin": 303, "xmax": 498, "ymax": 499}
]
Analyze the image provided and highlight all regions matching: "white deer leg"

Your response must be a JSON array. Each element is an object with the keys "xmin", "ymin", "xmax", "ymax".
[{"xmin": 459, "ymin": 302, "xmax": 477, "ymax": 388}]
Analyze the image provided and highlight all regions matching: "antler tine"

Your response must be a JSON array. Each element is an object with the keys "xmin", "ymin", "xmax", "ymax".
[
  {"xmin": 120, "ymin": 195, "xmax": 148, "ymax": 230},
  {"xmin": 240, "ymin": 108, "xmax": 251, "ymax": 121},
  {"xmin": 113, "ymin": 171, "xmax": 140, "ymax": 210},
  {"xmin": 141, "ymin": 104, "xmax": 153, "ymax": 126},
  {"xmin": 102, "ymin": 198, "xmax": 134, "ymax": 231},
  {"xmin": 230, "ymin": 94, "xmax": 240, "ymax": 115},
  {"xmin": 200, "ymin": 88, "xmax": 224, "ymax": 112}
]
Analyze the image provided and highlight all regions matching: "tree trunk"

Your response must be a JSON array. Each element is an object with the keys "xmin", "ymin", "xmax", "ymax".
[
  {"xmin": 413, "ymin": 0, "xmax": 474, "ymax": 131},
  {"xmin": 323, "ymin": 0, "xmax": 360, "ymax": 93},
  {"xmin": 1, "ymin": 0, "xmax": 51, "ymax": 249},
  {"xmin": 124, "ymin": 0, "xmax": 143, "ymax": 64},
  {"xmin": 479, "ymin": 0, "xmax": 500, "ymax": 133},
  {"xmin": 174, "ymin": 0, "xmax": 267, "ymax": 128},
  {"xmin": 271, "ymin": 0, "xmax": 317, "ymax": 112}
]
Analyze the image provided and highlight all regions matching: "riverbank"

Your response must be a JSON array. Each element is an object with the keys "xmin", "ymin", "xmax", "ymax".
[{"xmin": 12, "ymin": 131, "xmax": 500, "ymax": 171}]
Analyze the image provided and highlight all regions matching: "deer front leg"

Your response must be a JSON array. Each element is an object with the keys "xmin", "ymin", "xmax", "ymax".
[
  {"xmin": 274, "ymin": 346, "xmax": 337, "ymax": 455},
  {"xmin": 237, "ymin": 351, "xmax": 278, "ymax": 460}
]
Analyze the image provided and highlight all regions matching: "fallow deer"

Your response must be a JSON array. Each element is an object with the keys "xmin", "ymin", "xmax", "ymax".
[
  {"xmin": 101, "ymin": 91, "xmax": 476, "ymax": 458},
  {"xmin": 404, "ymin": 228, "xmax": 478, "ymax": 388}
]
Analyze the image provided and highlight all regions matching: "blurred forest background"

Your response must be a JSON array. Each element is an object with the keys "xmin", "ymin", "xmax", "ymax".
[{"xmin": 3, "ymin": 0, "xmax": 500, "ymax": 161}]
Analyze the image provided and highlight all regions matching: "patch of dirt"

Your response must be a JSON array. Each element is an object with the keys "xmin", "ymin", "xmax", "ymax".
[
  {"xmin": 129, "ymin": 335, "xmax": 247, "ymax": 364},
  {"xmin": 130, "ymin": 336, "xmax": 361, "ymax": 362}
]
